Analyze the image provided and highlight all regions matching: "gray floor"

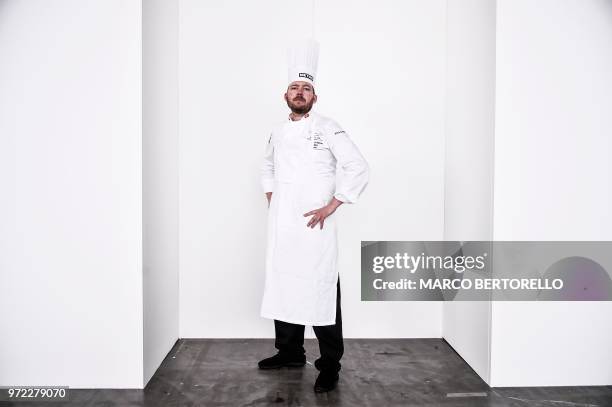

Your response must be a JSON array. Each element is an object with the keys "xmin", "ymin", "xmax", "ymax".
[{"xmin": 3, "ymin": 339, "xmax": 612, "ymax": 406}]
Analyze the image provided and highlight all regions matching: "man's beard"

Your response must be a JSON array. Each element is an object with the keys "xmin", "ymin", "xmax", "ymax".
[{"xmin": 286, "ymin": 97, "xmax": 314, "ymax": 115}]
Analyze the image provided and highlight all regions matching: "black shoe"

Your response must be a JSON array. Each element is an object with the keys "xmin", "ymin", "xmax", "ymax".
[
  {"xmin": 258, "ymin": 353, "xmax": 306, "ymax": 370},
  {"xmin": 314, "ymin": 370, "xmax": 339, "ymax": 393}
]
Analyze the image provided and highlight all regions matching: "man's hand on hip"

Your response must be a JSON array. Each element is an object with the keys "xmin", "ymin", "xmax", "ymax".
[{"xmin": 303, "ymin": 198, "xmax": 344, "ymax": 229}]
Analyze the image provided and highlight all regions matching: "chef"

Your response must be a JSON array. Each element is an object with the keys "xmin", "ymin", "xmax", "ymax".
[{"xmin": 257, "ymin": 39, "xmax": 369, "ymax": 393}]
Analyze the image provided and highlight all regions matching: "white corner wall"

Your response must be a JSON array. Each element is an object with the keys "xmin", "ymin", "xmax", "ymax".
[
  {"xmin": 442, "ymin": 0, "xmax": 496, "ymax": 384},
  {"xmin": 0, "ymin": 1, "xmax": 143, "ymax": 387},
  {"xmin": 443, "ymin": 0, "xmax": 612, "ymax": 387},
  {"xmin": 143, "ymin": 0, "xmax": 180, "ymax": 386},
  {"xmin": 178, "ymin": 0, "xmax": 447, "ymax": 338},
  {"xmin": 490, "ymin": 0, "xmax": 612, "ymax": 386}
]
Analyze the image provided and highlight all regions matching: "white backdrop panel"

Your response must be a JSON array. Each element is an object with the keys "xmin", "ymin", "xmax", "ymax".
[
  {"xmin": 491, "ymin": 0, "xmax": 612, "ymax": 387},
  {"xmin": 178, "ymin": 0, "xmax": 446, "ymax": 338},
  {"xmin": 0, "ymin": 0, "xmax": 143, "ymax": 388}
]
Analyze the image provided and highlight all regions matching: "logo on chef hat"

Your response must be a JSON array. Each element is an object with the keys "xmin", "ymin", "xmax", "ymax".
[{"xmin": 299, "ymin": 72, "xmax": 314, "ymax": 82}]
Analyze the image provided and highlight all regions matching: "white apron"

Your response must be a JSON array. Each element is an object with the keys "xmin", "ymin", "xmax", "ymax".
[{"xmin": 260, "ymin": 112, "xmax": 369, "ymax": 326}]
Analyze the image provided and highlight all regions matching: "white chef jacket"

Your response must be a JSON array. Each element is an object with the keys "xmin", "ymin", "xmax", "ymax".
[{"xmin": 260, "ymin": 111, "xmax": 369, "ymax": 325}]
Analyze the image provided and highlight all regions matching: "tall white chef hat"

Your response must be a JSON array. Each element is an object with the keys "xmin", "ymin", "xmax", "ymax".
[{"xmin": 287, "ymin": 38, "xmax": 319, "ymax": 86}]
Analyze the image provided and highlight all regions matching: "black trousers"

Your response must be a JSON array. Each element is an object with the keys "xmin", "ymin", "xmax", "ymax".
[{"xmin": 274, "ymin": 278, "xmax": 344, "ymax": 373}]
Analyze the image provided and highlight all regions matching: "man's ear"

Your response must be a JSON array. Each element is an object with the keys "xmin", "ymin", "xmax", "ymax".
[
  {"xmin": 284, "ymin": 93, "xmax": 288, "ymax": 102},
  {"xmin": 313, "ymin": 94, "xmax": 318, "ymax": 104}
]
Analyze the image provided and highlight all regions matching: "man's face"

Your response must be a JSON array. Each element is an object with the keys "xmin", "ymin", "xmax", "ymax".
[{"xmin": 284, "ymin": 81, "xmax": 317, "ymax": 114}]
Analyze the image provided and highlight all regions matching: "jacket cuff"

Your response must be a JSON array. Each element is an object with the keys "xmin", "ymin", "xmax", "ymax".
[{"xmin": 334, "ymin": 192, "xmax": 353, "ymax": 204}]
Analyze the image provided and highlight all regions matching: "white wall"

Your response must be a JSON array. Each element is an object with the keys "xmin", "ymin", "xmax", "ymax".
[
  {"xmin": 490, "ymin": 0, "xmax": 612, "ymax": 386},
  {"xmin": 143, "ymin": 0, "xmax": 179, "ymax": 386},
  {"xmin": 442, "ymin": 0, "xmax": 496, "ymax": 383},
  {"xmin": 0, "ymin": 0, "xmax": 143, "ymax": 388},
  {"xmin": 178, "ymin": 0, "xmax": 447, "ymax": 338}
]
